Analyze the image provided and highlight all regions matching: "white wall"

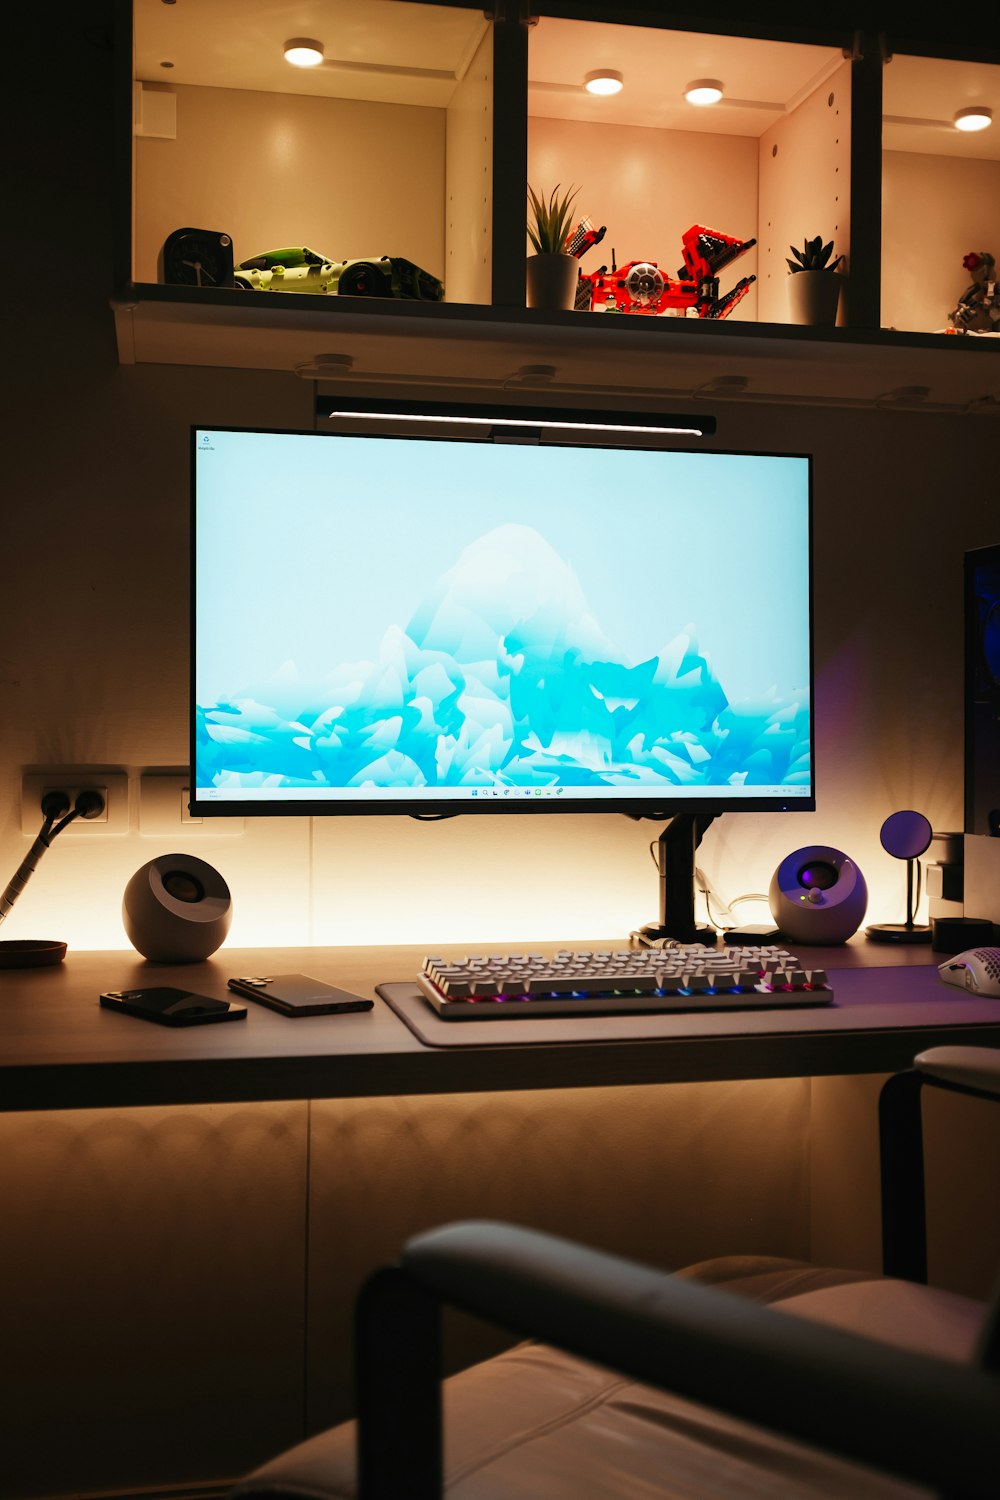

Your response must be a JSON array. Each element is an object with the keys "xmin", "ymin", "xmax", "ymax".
[
  {"xmin": 3, "ymin": 378, "xmax": 983, "ymax": 950},
  {"xmin": 758, "ymin": 61, "xmax": 851, "ymax": 324},
  {"xmin": 445, "ymin": 21, "xmax": 493, "ymax": 305},
  {"xmin": 528, "ymin": 114, "xmax": 759, "ymax": 319},
  {"xmin": 135, "ymin": 83, "xmax": 447, "ymax": 287},
  {"xmin": 9, "ymin": 45, "xmax": 989, "ymax": 953},
  {"xmin": 882, "ymin": 149, "xmax": 1000, "ymax": 332}
]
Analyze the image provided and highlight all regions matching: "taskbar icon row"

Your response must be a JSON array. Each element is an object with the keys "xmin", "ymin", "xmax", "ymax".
[{"xmin": 470, "ymin": 787, "xmax": 565, "ymax": 798}]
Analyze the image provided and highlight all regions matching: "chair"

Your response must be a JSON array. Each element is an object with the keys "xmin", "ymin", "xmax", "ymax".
[{"xmin": 233, "ymin": 1047, "xmax": 1000, "ymax": 1499}]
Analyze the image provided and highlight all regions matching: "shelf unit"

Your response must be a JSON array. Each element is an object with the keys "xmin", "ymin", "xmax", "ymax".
[{"xmin": 114, "ymin": 1, "xmax": 1000, "ymax": 413}]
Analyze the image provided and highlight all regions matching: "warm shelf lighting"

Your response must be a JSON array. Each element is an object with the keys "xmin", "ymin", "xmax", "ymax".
[
  {"xmin": 284, "ymin": 38, "xmax": 325, "ymax": 67},
  {"xmin": 584, "ymin": 69, "xmax": 624, "ymax": 96},
  {"xmin": 954, "ymin": 106, "xmax": 992, "ymax": 132},
  {"xmin": 684, "ymin": 79, "xmax": 724, "ymax": 107}
]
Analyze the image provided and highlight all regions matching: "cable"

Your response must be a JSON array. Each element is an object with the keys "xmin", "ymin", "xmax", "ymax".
[
  {"xmin": 694, "ymin": 864, "xmax": 772, "ymax": 932},
  {"xmin": 0, "ymin": 790, "xmax": 105, "ymax": 928}
]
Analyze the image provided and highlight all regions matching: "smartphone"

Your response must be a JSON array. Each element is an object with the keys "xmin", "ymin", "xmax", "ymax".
[
  {"xmin": 100, "ymin": 987, "xmax": 247, "ymax": 1026},
  {"xmin": 227, "ymin": 973, "xmax": 374, "ymax": 1017}
]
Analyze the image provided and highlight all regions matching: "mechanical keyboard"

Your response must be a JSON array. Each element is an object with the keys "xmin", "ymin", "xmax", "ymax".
[{"xmin": 417, "ymin": 945, "xmax": 834, "ymax": 1020}]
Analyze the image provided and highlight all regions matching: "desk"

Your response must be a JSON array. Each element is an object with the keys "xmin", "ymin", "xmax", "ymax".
[
  {"xmin": 3, "ymin": 941, "xmax": 999, "ymax": 1111},
  {"xmin": 3, "ymin": 941, "xmax": 999, "ymax": 1498}
]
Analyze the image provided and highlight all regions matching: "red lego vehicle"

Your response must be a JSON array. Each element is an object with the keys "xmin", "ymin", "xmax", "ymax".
[{"xmin": 578, "ymin": 224, "xmax": 756, "ymax": 318}]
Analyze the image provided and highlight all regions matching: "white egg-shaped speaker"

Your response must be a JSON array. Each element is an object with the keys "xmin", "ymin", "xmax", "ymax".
[
  {"xmin": 122, "ymin": 854, "xmax": 232, "ymax": 962},
  {"xmin": 769, "ymin": 845, "xmax": 868, "ymax": 945}
]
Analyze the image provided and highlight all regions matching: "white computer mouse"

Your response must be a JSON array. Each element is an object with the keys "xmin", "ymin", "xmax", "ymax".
[{"xmin": 937, "ymin": 947, "xmax": 1000, "ymax": 998}]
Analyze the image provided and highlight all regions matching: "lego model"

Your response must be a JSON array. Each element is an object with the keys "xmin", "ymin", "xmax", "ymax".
[
  {"xmin": 234, "ymin": 248, "xmax": 444, "ymax": 301},
  {"xmin": 949, "ymin": 251, "xmax": 1000, "ymax": 332},
  {"xmin": 578, "ymin": 225, "xmax": 756, "ymax": 318}
]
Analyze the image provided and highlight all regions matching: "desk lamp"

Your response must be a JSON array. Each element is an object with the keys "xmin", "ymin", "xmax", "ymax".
[{"xmin": 866, "ymin": 809, "xmax": 934, "ymax": 944}]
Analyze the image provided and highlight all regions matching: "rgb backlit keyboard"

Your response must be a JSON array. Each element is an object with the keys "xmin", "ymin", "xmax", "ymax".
[{"xmin": 417, "ymin": 945, "xmax": 834, "ymax": 1020}]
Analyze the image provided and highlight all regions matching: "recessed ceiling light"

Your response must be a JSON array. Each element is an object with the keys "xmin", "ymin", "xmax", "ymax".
[
  {"xmin": 954, "ymin": 106, "xmax": 992, "ymax": 132},
  {"xmin": 685, "ymin": 79, "xmax": 724, "ymax": 107},
  {"xmin": 284, "ymin": 38, "xmax": 325, "ymax": 68},
  {"xmin": 584, "ymin": 69, "xmax": 623, "ymax": 96}
]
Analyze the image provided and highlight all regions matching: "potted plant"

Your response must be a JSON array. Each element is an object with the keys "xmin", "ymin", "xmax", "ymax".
[
  {"xmin": 526, "ymin": 183, "xmax": 580, "ymax": 311},
  {"xmin": 786, "ymin": 236, "xmax": 845, "ymax": 326}
]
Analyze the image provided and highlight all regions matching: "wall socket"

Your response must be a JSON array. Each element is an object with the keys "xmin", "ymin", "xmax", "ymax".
[
  {"xmin": 20, "ymin": 770, "xmax": 130, "ymax": 837},
  {"xmin": 139, "ymin": 770, "xmax": 244, "ymax": 836}
]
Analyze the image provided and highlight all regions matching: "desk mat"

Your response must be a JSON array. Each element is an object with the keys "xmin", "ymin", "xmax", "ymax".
[{"xmin": 377, "ymin": 967, "xmax": 1000, "ymax": 1049}]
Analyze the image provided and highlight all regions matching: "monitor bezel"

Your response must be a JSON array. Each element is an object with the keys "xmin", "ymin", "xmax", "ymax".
[{"xmin": 189, "ymin": 417, "xmax": 815, "ymax": 821}]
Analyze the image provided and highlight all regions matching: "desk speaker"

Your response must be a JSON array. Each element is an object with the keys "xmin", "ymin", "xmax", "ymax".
[
  {"xmin": 122, "ymin": 854, "xmax": 232, "ymax": 963},
  {"xmin": 768, "ymin": 845, "xmax": 868, "ymax": 945}
]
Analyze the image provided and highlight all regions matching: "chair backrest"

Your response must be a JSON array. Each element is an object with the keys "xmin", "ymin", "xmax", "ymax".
[{"xmin": 879, "ymin": 1046, "xmax": 1000, "ymax": 1373}]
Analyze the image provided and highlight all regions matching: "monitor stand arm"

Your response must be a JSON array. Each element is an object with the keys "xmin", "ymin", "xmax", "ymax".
[{"xmin": 639, "ymin": 813, "xmax": 717, "ymax": 945}]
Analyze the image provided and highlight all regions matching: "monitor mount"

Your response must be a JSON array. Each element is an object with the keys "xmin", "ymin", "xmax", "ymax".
[{"xmin": 639, "ymin": 813, "xmax": 717, "ymax": 945}]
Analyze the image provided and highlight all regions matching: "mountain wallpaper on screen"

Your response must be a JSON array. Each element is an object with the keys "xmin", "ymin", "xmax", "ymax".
[{"xmin": 196, "ymin": 524, "xmax": 810, "ymax": 791}]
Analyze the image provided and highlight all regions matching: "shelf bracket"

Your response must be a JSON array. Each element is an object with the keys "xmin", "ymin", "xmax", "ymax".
[
  {"xmin": 843, "ymin": 30, "xmax": 864, "ymax": 63},
  {"xmin": 484, "ymin": 2, "xmax": 537, "ymax": 24}
]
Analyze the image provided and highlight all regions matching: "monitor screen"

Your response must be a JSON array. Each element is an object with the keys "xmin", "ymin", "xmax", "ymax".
[{"xmin": 190, "ymin": 418, "xmax": 814, "ymax": 818}]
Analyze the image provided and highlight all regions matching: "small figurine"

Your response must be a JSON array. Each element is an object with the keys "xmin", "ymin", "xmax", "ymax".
[{"xmin": 950, "ymin": 251, "xmax": 1000, "ymax": 332}]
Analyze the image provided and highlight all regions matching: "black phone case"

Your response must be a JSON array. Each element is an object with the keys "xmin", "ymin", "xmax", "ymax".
[
  {"xmin": 227, "ymin": 973, "xmax": 374, "ymax": 1017},
  {"xmin": 99, "ymin": 987, "xmax": 247, "ymax": 1026}
]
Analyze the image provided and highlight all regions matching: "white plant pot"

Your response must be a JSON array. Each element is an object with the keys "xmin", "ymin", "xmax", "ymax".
[
  {"xmin": 526, "ymin": 253, "xmax": 579, "ymax": 312},
  {"xmin": 787, "ymin": 270, "xmax": 842, "ymax": 327}
]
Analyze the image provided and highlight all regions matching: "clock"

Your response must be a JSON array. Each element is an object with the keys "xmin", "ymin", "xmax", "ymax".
[{"xmin": 158, "ymin": 227, "xmax": 234, "ymax": 288}]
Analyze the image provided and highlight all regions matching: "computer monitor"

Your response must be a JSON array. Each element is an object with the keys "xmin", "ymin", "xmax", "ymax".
[{"xmin": 190, "ymin": 409, "xmax": 814, "ymax": 834}]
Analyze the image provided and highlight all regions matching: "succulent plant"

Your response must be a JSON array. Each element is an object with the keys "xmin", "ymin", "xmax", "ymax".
[
  {"xmin": 786, "ymin": 236, "xmax": 844, "ymax": 274},
  {"xmin": 527, "ymin": 183, "xmax": 580, "ymax": 256}
]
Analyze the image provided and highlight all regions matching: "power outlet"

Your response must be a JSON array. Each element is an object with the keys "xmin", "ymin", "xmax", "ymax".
[
  {"xmin": 21, "ymin": 770, "xmax": 130, "ymax": 837},
  {"xmin": 139, "ymin": 771, "xmax": 244, "ymax": 836}
]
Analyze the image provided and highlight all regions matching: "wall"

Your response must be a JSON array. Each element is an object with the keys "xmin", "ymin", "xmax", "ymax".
[
  {"xmin": 528, "ymin": 114, "xmax": 760, "ymax": 319},
  {"xmin": 134, "ymin": 83, "xmax": 448, "ymax": 288},
  {"xmin": 445, "ymin": 21, "xmax": 493, "ymax": 305},
  {"xmin": 882, "ymin": 149, "xmax": 1000, "ymax": 332},
  {"xmin": 8, "ymin": 30, "xmax": 991, "ymax": 953},
  {"xmin": 4, "ymin": 367, "xmax": 988, "ymax": 950},
  {"xmin": 6, "ymin": 10, "xmax": 1000, "ymax": 1498},
  {"xmin": 758, "ymin": 60, "xmax": 851, "ymax": 324}
]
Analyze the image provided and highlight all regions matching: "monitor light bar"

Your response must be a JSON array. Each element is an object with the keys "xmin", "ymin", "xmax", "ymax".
[{"xmin": 323, "ymin": 409, "xmax": 713, "ymax": 438}]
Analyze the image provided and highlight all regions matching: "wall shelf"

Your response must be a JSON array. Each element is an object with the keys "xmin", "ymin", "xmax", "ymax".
[
  {"xmin": 117, "ymin": 1, "xmax": 1000, "ymax": 414},
  {"xmin": 113, "ymin": 282, "xmax": 1000, "ymax": 413}
]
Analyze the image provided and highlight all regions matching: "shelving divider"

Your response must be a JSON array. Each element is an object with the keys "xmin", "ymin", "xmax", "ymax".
[
  {"xmin": 491, "ymin": 10, "xmax": 530, "ymax": 308},
  {"xmin": 849, "ymin": 33, "xmax": 885, "ymax": 330}
]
